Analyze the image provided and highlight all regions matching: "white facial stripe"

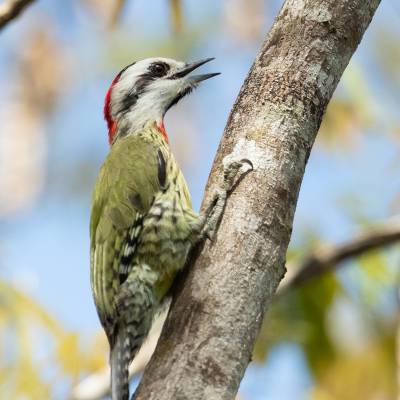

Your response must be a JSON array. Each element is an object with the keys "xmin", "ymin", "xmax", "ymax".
[
  {"xmin": 128, "ymin": 78, "xmax": 194, "ymax": 128},
  {"xmin": 110, "ymin": 58, "xmax": 185, "ymax": 114},
  {"xmin": 108, "ymin": 57, "xmax": 197, "ymax": 135}
]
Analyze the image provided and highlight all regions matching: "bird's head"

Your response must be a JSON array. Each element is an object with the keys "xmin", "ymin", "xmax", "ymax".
[{"xmin": 104, "ymin": 57, "xmax": 219, "ymax": 145}]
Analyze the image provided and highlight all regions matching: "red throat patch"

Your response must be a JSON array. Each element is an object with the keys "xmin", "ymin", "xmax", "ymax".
[{"xmin": 156, "ymin": 121, "xmax": 169, "ymax": 143}]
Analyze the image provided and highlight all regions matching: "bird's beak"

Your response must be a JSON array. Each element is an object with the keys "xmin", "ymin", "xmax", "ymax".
[{"xmin": 170, "ymin": 57, "xmax": 220, "ymax": 83}]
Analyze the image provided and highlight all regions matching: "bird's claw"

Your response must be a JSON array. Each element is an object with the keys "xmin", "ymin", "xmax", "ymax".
[
  {"xmin": 222, "ymin": 158, "xmax": 254, "ymax": 197},
  {"xmin": 199, "ymin": 158, "xmax": 254, "ymax": 242},
  {"xmin": 239, "ymin": 158, "xmax": 254, "ymax": 171}
]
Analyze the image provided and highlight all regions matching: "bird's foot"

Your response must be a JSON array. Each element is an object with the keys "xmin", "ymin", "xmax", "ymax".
[{"xmin": 198, "ymin": 158, "xmax": 253, "ymax": 242}]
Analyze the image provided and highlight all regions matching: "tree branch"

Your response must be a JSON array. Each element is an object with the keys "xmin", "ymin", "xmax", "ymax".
[
  {"xmin": 132, "ymin": 1, "xmax": 381, "ymax": 399},
  {"xmin": 278, "ymin": 216, "xmax": 400, "ymax": 295},
  {"xmin": 0, "ymin": 0, "xmax": 35, "ymax": 31}
]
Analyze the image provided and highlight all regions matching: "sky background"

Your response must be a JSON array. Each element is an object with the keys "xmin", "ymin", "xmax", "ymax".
[{"xmin": 0, "ymin": 0, "xmax": 399, "ymax": 399}]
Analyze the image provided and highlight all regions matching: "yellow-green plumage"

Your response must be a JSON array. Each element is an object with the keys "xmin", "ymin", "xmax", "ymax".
[{"xmin": 90, "ymin": 125, "xmax": 200, "ymax": 400}]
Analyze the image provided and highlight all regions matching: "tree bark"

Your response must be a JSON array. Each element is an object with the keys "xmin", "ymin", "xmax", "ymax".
[{"xmin": 133, "ymin": 1, "xmax": 381, "ymax": 399}]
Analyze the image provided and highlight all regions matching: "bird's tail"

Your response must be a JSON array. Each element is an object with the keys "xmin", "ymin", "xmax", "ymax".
[{"xmin": 110, "ymin": 328, "xmax": 131, "ymax": 400}]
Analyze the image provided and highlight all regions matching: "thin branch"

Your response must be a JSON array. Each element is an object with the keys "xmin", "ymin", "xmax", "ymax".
[
  {"xmin": 279, "ymin": 216, "xmax": 400, "ymax": 294},
  {"xmin": 0, "ymin": 0, "xmax": 36, "ymax": 31}
]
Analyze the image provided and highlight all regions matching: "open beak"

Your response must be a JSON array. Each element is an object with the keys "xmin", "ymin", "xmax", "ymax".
[{"xmin": 170, "ymin": 57, "xmax": 220, "ymax": 83}]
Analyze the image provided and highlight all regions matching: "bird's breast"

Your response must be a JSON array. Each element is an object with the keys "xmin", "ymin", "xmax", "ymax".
[{"xmin": 135, "ymin": 174, "xmax": 198, "ymax": 280}]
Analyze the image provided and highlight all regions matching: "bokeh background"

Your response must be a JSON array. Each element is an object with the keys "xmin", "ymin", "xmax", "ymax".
[{"xmin": 0, "ymin": 0, "xmax": 400, "ymax": 399}]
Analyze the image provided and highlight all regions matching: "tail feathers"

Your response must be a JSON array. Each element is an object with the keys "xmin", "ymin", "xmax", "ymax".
[{"xmin": 110, "ymin": 330, "xmax": 131, "ymax": 400}]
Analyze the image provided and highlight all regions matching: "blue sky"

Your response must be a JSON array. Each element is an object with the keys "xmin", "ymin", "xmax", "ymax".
[{"xmin": 0, "ymin": 0, "xmax": 399, "ymax": 398}]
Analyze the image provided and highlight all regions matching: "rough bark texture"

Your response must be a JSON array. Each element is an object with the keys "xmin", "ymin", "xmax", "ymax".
[
  {"xmin": 0, "ymin": 0, "xmax": 35, "ymax": 30},
  {"xmin": 134, "ymin": 1, "xmax": 381, "ymax": 399}
]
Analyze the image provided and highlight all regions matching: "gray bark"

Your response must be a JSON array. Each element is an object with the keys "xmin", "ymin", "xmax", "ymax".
[{"xmin": 133, "ymin": 1, "xmax": 381, "ymax": 399}]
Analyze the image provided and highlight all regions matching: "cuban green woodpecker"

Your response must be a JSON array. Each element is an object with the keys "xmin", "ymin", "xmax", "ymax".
[{"xmin": 90, "ymin": 57, "xmax": 251, "ymax": 400}]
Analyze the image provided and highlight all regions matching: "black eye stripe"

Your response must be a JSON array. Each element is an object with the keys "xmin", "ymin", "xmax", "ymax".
[
  {"xmin": 119, "ymin": 90, "xmax": 139, "ymax": 116},
  {"xmin": 132, "ymin": 62, "xmax": 170, "ymax": 95},
  {"xmin": 165, "ymin": 86, "xmax": 193, "ymax": 113},
  {"xmin": 116, "ymin": 61, "xmax": 170, "ymax": 117}
]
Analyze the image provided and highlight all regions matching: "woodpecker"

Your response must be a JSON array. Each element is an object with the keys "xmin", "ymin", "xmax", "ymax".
[{"xmin": 90, "ymin": 57, "xmax": 251, "ymax": 400}]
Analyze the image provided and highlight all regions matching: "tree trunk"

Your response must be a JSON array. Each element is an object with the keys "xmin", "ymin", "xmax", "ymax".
[{"xmin": 133, "ymin": 1, "xmax": 381, "ymax": 399}]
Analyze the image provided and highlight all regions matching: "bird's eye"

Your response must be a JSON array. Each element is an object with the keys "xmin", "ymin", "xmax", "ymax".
[{"xmin": 149, "ymin": 62, "xmax": 169, "ymax": 77}]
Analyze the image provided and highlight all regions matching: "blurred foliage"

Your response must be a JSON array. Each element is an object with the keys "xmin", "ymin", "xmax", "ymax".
[
  {"xmin": 309, "ymin": 335, "xmax": 395, "ymax": 400},
  {"xmin": 374, "ymin": 28, "xmax": 400, "ymax": 88},
  {"xmin": 0, "ymin": 0, "xmax": 399, "ymax": 399},
  {"xmin": 222, "ymin": 0, "xmax": 265, "ymax": 43},
  {"xmin": 253, "ymin": 244, "xmax": 399, "ymax": 399},
  {"xmin": 0, "ymin": 281, "xmax": 107, "ymax": 398},
  {"xmin": 254, "ymin": 273, "xmax": 341, "ymax": 372},
  {"xmin": 358, "ymin": 249, "xmax": 395, "ymax": 304},
  {"xmin": 169, "ymin": 0, "xmax": 183, "ymax": 34},
  {"xmin": 82, "ymin": 0, "xmax": 184, "ymax": 32},
  {"xmin": 318, "ymin": 64, "xmax": 375, "ymax": 148},
  {"xmin": 0, "ymin": 24, "xmax": 67, "ymax": 217}
]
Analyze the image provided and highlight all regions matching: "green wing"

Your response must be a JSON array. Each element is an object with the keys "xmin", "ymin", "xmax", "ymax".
[{"xmin": 90, "ymin": 132, "xmax": 164, "ymax": 328}]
